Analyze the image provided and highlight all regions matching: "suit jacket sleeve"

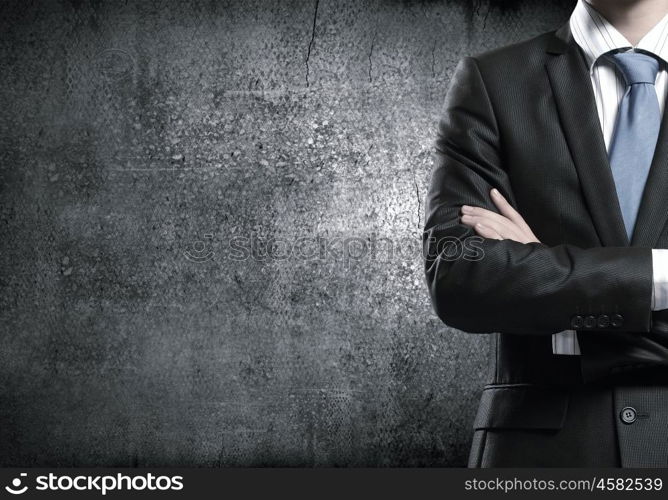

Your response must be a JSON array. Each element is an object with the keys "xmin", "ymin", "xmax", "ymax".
[{"xmin": 424, "ymin": 56, "xmax": 653, "ymax": 335}]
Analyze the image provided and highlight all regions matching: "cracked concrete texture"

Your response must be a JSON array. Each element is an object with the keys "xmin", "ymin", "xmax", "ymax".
[{"xmin": 0, "ymin": 0, "xmax": 573, "ymax": 466}]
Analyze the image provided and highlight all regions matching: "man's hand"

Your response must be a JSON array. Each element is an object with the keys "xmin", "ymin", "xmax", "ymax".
[{"xmin": 460, "ymin": 188, "xmax": 541, "ymax": 244}]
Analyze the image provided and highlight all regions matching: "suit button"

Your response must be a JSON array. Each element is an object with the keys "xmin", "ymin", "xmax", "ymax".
[
  {"xmin": 584, "ymin": 315, "xmax": 597, "ymax": 329},
  {"xmin": 620, "ymin": 406, "xmax": 636, "ymax": 424},
  {"xmin": 571, "ymin": 315, "xmax": 584, "ymax": 329},
  {"xmin": 611, "ymin": 314, "xmax": 624, "ymax": 328},
  {"xmin": 597, "ymin": 314, "xmax": 610, "ymax": 328}
]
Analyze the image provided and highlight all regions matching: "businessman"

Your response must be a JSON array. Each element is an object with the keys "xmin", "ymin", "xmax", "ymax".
[{"xmin": 425, "ymin": 0, "xmax": 668, "ymax": 467}]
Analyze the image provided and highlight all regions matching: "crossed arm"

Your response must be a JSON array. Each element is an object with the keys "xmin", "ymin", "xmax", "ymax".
[{"xmin": 424, "ymin": 57, "xmax": 653, "ymax": 335}]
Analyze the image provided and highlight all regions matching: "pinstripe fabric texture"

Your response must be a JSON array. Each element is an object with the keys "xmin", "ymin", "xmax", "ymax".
[
  {"xmin": 554, "ymin": 0, "xmax": 668, "ymax": 355},
  {"xmin": 425, "ymin": 20, "xmax": 668, "ymax": 465},
  {"xmin": 614, "ymin": 386, "xmax": 668, "ymax": 467}
]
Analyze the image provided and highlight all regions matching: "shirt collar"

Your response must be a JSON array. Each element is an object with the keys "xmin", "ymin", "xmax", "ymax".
[{"xmin": 570, "ymin": 0, "xmax": 668, "ymax": 70}]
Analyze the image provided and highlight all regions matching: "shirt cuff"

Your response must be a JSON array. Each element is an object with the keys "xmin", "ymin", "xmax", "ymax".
[
  {"xmin": 552, "ymin": 330, "xmax": 581, "ymax": 355},
  {"xmin": 652, "ymin": 249, "xmax": 668, "ymax": 311}
]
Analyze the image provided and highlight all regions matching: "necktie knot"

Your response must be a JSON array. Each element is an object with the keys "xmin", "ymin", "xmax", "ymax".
[{"xmin": 610, "ymin": 52, "xmax": 660, "ymax": 85}]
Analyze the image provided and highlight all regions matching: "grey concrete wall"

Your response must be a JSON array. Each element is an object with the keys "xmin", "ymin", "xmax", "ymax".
[{"xmin": 0, "ymin": 0, "xmax": 573, "ymax": 466}]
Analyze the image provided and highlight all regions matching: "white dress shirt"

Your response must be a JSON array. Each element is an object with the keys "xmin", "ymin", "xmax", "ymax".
[{"xmin": 554, "ymin": 0, "xmax": 668, "ymax": 355}]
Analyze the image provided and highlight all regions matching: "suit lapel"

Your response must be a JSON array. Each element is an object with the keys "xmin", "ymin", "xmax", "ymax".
[
  {"xmin": 545, "ymin": 25, "xmax": 629, "ymax": 247},
  {"xmin": 631, "ymin": 110, "xmax": 668, "ymax": 246}
]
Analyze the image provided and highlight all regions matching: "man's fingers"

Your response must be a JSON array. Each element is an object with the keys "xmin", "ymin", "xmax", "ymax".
[
  {"xmin": 489, "ymin": 189, "xmax": 541, "ymax": 243},
  {"xmin": 473, "ymin": 223, "xmax": 503, "ymax": 240},
  {"xmin": 460, "ymin": 213, "xmax": 517, "ymax": 239},
  {"xmin": 462, "ymin": 192, "xmax": 541, "ymax": 244},
  {"xmin": 461, "ymin": 205, "xmax": 517, "ymax": 228},
  {"xmin": 460, "ymin": 206, "xmax": 524, "ymax": 238},
  {"xmin": 490, "ymin": 189, "xmax": 531, "ymax": 231},
  {"xmin": 460, "ymin": 213, "xmax": 526, "ymax": 242}
]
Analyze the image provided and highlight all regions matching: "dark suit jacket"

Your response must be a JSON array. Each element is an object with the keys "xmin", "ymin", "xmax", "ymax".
[{"xmin": 424, "ymin": 23, "xmax": 668, "ymax": 466}]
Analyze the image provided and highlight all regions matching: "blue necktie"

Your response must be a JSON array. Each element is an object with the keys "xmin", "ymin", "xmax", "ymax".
[{"xmin": 607, "ymin": 51, "xmax": 661, "ymax": 239}]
